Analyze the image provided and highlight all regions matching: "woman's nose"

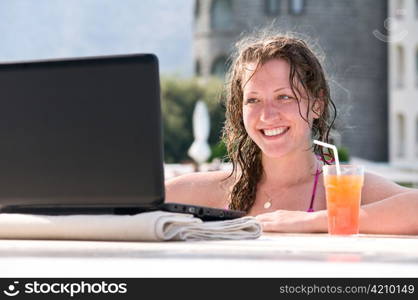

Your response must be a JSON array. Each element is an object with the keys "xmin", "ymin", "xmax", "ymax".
[{"xmin": 260, "ymin": 101, "xmax": 281, "ymax": 123}]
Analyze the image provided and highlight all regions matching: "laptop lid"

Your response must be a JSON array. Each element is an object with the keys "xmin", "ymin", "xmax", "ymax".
[{"xmin": 0, "ymin": 54, "xmax": 165, "ymax": 211}]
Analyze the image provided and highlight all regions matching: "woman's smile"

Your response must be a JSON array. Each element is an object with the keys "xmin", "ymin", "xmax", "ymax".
[{"xmin": 260, "ymin": 126, "xmax": 290, "ymax": 139}]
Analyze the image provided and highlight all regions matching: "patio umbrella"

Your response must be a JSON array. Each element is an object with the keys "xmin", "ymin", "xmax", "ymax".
[{"xmin": 188, "ymin": 100, "xmax": 211, "ymax": 167}]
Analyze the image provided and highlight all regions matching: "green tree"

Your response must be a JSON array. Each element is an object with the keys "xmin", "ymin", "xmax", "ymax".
[
  {"xmin": 337, "ymin": 146, "xmax": 350, "ymax": 163},
  {"xmin": 161, "ymin": 76, "xmax": 226, "ymax": 163}
]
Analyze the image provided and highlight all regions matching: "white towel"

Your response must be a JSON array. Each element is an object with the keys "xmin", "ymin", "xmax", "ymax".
[{"xmin": 0, "ymin": 211, "xmax": 261, "ymax": 241}]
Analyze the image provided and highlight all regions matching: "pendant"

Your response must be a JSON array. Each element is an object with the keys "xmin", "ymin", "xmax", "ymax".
[{"xmin": 263, "ymin": 201, "xmax": 272, "ymax": 209}]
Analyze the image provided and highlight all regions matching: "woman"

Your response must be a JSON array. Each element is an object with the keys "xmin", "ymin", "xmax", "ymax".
[{"xmin": 165, "ymin": 32, "xmax": 418, "ymax": 235}]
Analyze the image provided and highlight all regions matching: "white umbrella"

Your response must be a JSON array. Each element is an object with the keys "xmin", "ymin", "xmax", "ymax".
[{"xmin": 188, "ymin": 100, "xmax": 211, "ymax": 165}]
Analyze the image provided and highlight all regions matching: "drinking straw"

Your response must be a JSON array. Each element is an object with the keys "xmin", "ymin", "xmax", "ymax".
[{"xmin": 313, "ymin": 140, "xmax": 341, "ymax": 176}]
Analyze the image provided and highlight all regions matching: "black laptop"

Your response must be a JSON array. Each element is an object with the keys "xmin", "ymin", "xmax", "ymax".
[{"xmin": 0, "ymin": 53, "xmax": 245, "ymax": 221}]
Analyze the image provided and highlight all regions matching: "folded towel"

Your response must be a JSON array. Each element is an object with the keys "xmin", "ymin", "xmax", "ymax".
[{"xmin": 0, "ymin": 211, "xmax": 261, "ymax": 241}]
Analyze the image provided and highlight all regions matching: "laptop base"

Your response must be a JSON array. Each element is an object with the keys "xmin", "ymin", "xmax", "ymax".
[{"xmin": 0, "ymin": 203, "xmax": 245, "ymax": 221}]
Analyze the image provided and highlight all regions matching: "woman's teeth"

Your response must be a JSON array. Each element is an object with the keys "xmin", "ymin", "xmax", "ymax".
[{"xmin": 263, "ymin": 127, "xmax": 289, "ymax": 136}]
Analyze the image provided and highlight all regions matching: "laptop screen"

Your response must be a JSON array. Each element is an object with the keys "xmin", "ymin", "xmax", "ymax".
[{"xmin": 0, "ymin": 54, "xmax": 164, "ymax": 209}]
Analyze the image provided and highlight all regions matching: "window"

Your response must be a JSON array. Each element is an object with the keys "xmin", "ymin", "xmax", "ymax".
[
  {"xmin": 265, "ymin": 0, "xmax": 280, "ymax": 16},
  {"xmin": 415, "ymin": 118, "xmax": 418, "ymax": 158},
  {"xmin": 416, "ymin": 47, "xmax": 418, "ymax": 87},
  {"xmin": 397, "ymin": 113, "xmax": 406, "ymax": 158},
  {"xmin": 195, "ymin": 59, "xmax": 201, "ymax": 76},
  {"xmin": 395, "ymin": 45, "xmax": 405, "ymax": 88},
  {"xmin": 395, "ymin": 0, "xmax": 405, "ymax": 18},
  {"xmin": 289, "ymin": 0, "xmax": 304, "ymax": 15},
  {"xmin": 211, "ymin": 0, "xmax": 233, "ymax": 30},
  {"xmin": 195, "ymin": 0, "xmax": 200, "ymax": 18},
  {"xmin": 211, "ymin": 56, "xmax": 228, "ymax": 78},
  {"xmin": 416, "ymin": 0, "xmax": 418, "ymax": 18}
]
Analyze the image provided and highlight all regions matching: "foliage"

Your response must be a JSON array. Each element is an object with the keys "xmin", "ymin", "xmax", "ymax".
[
  {"xmin": 209, "ymin": 140, "xmax": 229, "ymax": 162},
  {"xmin": 337, "ymin": 146, "xmax": 350, "ymax": 163},
  {"xmin": 161, "ymin": 76, "xmax": 226, "ymax": 163}
]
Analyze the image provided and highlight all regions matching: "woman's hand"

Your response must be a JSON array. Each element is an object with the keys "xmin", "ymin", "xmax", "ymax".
[{"xmin": 255, "ymin": 210, "xmax": 327, "ymax": 233}]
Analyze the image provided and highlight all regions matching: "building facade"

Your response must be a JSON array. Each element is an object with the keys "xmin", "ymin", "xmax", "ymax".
[
  {"xmin": 389, "ymin": 0, "xmax": 418, "ymax": 168},
  {"xmin": 193, "ymin": 0, "xmax": 389, "ymax": 161}
]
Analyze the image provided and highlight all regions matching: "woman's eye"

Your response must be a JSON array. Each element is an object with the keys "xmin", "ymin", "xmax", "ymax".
[
  {"xmin": 278, "ymin": 95, "xmax": 292, "ymax": 100},
  {"xmin": 245, "ymin": 98, "xmax": 258, "ymax": 104}
]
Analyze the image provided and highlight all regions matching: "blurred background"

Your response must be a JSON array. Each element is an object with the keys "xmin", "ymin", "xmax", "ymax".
[{"xmin": 1, "ymin": 0, "xmax": 417, "ymax": 185}]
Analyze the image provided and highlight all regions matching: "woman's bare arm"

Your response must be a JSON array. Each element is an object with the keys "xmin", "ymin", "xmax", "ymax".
[
  {"xmin": 359, "ymin": 190, "xmax": 418, "ymax": 235},
  {"xmin": 257, "ymin": 173, "xmax": 418, "ymax": 235},
  {"xmin": 361, "ymin": 172, "xmax": 412, "ymax": 205},
  {"xmin": 164, "ymin": 171, "xmax": 232, "ymax": 209},
  {"xmin": 256, "ymin": 191, "xmax": 418, "ymax": 235}
]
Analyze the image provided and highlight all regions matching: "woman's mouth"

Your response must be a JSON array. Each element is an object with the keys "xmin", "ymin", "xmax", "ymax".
[{"xmin": 260, "ymin": 127, "xmax": 290, "ymax": 138}]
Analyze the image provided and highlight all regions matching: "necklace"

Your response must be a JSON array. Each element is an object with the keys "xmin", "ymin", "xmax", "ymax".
[
  {"xmin": 263, "ymin": 191, "xmax": 274, "ymax": 209},
  {"xmin": 261, "ymin": 164, "xmax": 322, "ymax": 210}
]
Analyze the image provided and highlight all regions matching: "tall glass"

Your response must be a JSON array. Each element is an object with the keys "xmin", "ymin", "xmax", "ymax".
[{"xmin": 323, "ymin": 165, "xmax": 364, "ymax": 235}]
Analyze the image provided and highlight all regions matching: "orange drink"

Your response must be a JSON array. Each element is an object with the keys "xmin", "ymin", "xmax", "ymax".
[{"xmin": 323, "ymin": 165, "xmax": 364, "ymax": 235}]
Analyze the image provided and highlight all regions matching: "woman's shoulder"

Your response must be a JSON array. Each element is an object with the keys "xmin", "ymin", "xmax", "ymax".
[
  {"xmin": 362, "ymin": 171, "xmax": 411, "ymax": 204},
  {"xmin": 164, "ymin": 170, "xmax": 234, "ymax": 208}
]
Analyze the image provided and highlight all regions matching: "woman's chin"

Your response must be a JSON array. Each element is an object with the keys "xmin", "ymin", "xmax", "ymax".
[{"xmin": 260, "ymin": 148, "xmax": 290, "ymax": 159}]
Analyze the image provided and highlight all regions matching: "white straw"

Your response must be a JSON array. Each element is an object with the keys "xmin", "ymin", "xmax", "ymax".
[{"xmin": 313, "ymin": 140, "xmax": 341, "ymax": 176}]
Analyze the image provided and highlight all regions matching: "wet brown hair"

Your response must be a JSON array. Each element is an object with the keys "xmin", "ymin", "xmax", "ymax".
[{"xmin": 222, "ymin": 32, "xmax": 337, "ymax": 212}]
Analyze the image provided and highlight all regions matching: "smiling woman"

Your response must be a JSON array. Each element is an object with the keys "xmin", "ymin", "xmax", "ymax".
[{"xmin": 165, "ymin": 30, "xmax": 418, "ymax": 235}]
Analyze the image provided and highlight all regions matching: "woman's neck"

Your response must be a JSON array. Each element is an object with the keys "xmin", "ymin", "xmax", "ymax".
[{"xmin": 260, "ymin": 150, "xmax": 319, "ymax": 188}]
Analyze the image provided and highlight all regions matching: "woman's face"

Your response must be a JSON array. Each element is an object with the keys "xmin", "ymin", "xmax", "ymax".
[{"xmin": 242, "ymin": 58, "xmax": 319, "ymax": 158}]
